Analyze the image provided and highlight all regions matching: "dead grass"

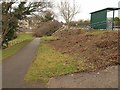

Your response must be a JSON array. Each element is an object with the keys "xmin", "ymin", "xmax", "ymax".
[
  {"xmin": 25, "ymin": 29, "xmax": 118, "ymax": 84},
  {"xmin": 49, "ymin": 29, "xmax": 118, "ymax": 71}
]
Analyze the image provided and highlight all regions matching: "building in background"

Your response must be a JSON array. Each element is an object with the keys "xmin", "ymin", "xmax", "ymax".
[
  {"xmin": 18, "ymin": 20, "xmax": 33, "ymax": 32},
  {"xmin": 90, "ymin": 7, "xmax": 120, "ymax": 30}
]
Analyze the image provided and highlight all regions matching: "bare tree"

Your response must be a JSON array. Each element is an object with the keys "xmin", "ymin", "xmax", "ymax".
[{"xmin": 58, "ymin": 0, "xmax": 79, "ymax": 29}]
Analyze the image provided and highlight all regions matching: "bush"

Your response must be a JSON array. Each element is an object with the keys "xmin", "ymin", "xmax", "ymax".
[{"xmin": 33, "ymin": 20, "xmax": 62, "ymax": 37}]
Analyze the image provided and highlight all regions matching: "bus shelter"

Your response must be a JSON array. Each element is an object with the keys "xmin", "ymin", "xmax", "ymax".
[{"xmin": 90, "ymin": 8, "xmax": 120, "ymax": 30}]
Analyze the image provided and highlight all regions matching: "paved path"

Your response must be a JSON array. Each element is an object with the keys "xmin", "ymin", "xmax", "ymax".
[
  {"xmin": 2, "ymin": 38, "xmax": 46, "ymax": 88},
  {"xmin": 48, "ymin": 66, "xmax": 118, "ymax": 88},
  {"xmin": 2, "ymin": 38, "xmax": 118, "ymax": 88}
]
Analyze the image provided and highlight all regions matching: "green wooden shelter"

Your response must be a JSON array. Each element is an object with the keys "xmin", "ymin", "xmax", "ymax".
[{"xmin": 90, "ymin": 8, "xmax": 120, "ymax": 30}]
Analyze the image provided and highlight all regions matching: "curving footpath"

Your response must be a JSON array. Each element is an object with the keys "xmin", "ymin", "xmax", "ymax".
[
  {"xmin": 2, "ymin": 38, "xmax": 118, "ymax": 88},
  {"xmin": 2, "ymin": 38, "xmax": 46, "ymax": 88}
]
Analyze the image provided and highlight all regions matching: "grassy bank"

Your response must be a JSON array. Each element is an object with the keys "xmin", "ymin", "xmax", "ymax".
[
  {"xmin": 3, "ymin": 40, "xmax": 32, "ymax": 60},
  {"xmin": 3, "ymin": 33, "xmax": 34, "ymax": 60},
  {"xmin": 40, "ymin": 36, "xmax": 59, "ymax": 41},
  {"xmin": 25, "ymin": 42, "xmax": 91, "ymax": 83},
  {"xmin": 8, "ymin": 33, "xmax": 33, "ymax": 47}
]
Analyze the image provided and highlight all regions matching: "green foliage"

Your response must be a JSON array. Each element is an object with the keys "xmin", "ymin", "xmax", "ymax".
[
  {"xmin": 114, "ymin": 17, "xmax": 120, "ymax": 21},
  {"xmin": 1, "ymin": 1, "xmax": 51, "ymax": 48},
  {"xmin": 114, "ymin": 17, "xmax": 120, "ymax": 26},
  {"xmin": 41, "ymin": 11, "xmax": 54, "ymax": 22}
]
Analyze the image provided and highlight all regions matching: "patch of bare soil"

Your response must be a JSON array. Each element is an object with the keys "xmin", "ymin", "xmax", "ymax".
[{"xmin": 49, "ymin": 29, "xmax": 119, "ymax": 71}]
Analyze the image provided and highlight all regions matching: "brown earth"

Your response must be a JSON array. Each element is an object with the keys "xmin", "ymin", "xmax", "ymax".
[{"xmin": 48, "ymin": 29, "xmax": 119, "ymax": 71}]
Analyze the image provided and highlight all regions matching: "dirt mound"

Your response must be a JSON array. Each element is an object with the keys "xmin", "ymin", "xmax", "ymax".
[{"xmin": 49, "ymin": 29, "xmax": 119, "ymax": 71}]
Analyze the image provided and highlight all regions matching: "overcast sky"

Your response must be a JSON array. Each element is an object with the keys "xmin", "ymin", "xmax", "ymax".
[
  {"xmin": 52, "ymin": 0, "xmax": 120, "ymax": 22},
  {"xmin": 5, "ymin": 0, "xmax": 120, "ymax": 22}
]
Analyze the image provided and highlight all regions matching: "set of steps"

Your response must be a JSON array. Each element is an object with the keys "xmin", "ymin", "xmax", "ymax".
[{"xmin": 52, "ymin": 26, "xmax": 66, "ymax": 35}]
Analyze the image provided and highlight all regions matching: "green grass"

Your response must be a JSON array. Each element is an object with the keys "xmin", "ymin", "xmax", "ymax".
[
  {"xmin": 89, "ymin": 30, "xmax": 116, "ymax": 35},
  {"xmin": 16, "ymin": 33, "xmax": 33, "ymax": 40},
  {"xmin": 25, "ymin": 43, "xmax": 91, "ymax": 84},
  {"xmin": 2, "ymin": 40, "xmax": 32, "ymax": 60},
  {"xmin": 41, "ymin": 36, "xmax": 59, "ymax": 41},
  {"xmin": 3, "ymin": 33, "xmax": 34, "ymax": 60},
  {"xmin": 8, "ymin": 33, "xmax": 33, "ymax": 47}
]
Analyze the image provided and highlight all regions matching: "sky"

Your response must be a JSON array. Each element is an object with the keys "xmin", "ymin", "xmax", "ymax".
[
  {"xmin": 4, "ymin": 0, "xmax": 120, "ymax": 22},
  {"xmin": 52, "ymin": 0, "xmax": 120, "ymax": 22}
]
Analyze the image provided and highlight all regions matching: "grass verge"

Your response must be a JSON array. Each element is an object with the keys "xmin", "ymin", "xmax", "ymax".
[
  {"xmin": 89, "ymin": 30, "xmax": 116, "ymax": 35},
  {"xmin": 41, "ymin": 36, "xmax": 59, "ymax": 41},
  {"xmin": 25, "ymin": 43, "xmax": 92, "ymax": 84},
  {"xmin": 8, "ymin": 33, "xmax": 33, "ymax": 47},
  {"xmin": 16, "ymin": 32, "xmax": 33, "ymax": 40},
  {"xmin": 2, "ymin": 33, "xmax": 34, "ymax": 60},
  {"xmin": 2, "ymin": 40, "xmax": 32, "ymax": 60}
]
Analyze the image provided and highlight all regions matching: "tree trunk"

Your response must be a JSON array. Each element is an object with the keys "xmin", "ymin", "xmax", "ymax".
[{"xmin": 67, "ymin": 22, "xmax": 70, "ymax": 29}]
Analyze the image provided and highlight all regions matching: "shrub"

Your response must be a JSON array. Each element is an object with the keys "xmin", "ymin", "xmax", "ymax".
[{"xmin": 33, "ymin": 20, "xmax": 62, "ymax": 37}]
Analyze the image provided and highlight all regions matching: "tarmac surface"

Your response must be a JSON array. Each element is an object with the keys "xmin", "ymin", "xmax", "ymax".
[
  {"xmin": 48, "ymin": 66, "xmax": 118, "ymax": 88},
  {"xmin": 2, "ymin": 38, "xmax": 46, "ymax": 88}
]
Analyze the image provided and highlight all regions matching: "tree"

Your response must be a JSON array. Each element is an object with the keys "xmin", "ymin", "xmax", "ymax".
[
  {"xmin": 41, "ymin": 10, "xmax": 54, "ymax": 22},
  {"xmin": 27, "ymin": 15, "xmax": 42, "ymax": 29},
  {"xmin": 2, "ymin": 2, "xmax": 16, "ymax": 47},
  {"xmin": 1, "ymin": 1, "xmax": 51, "ymax": 48},
  {"xmin": 58, "ymin": 0, "xmax": 79, "ymax": 29},
  {"xmin": 27, "ymin": 10, "xmax": 54, "ymax": 30},
  {"xmin": 114, "ymin": 17, "xmax": 120, "ymax": 26}
]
